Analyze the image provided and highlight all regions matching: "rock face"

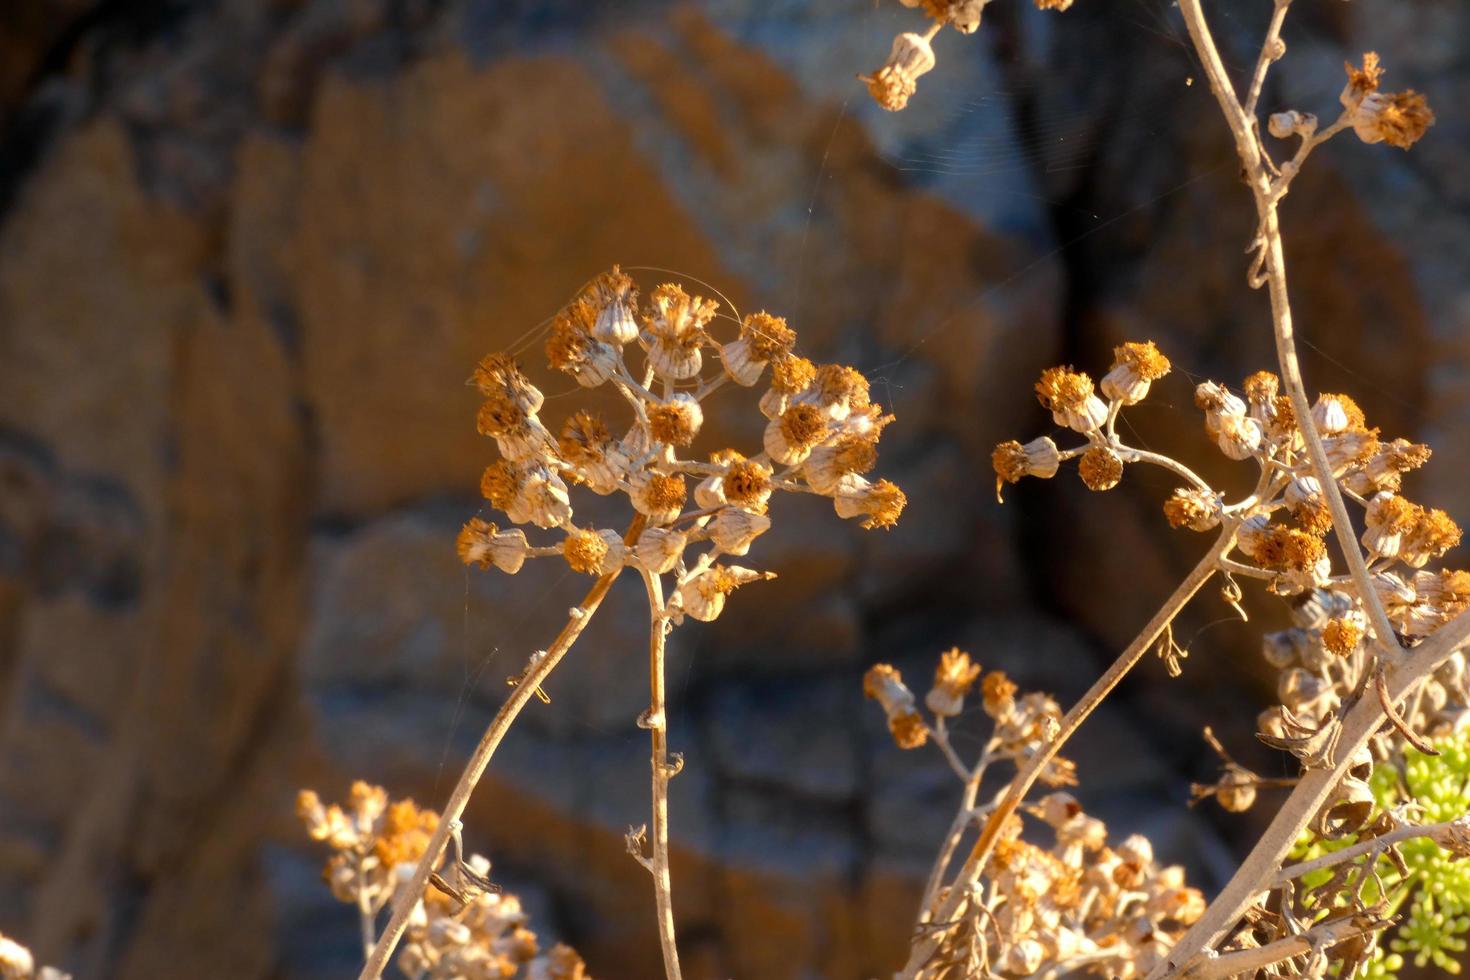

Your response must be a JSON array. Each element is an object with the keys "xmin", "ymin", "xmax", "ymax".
[{"xmin": 0, "ymin": 1, "xmax": 1463, "ymax": 978}]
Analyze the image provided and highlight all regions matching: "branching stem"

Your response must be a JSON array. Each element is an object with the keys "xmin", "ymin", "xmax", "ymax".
[
  {"xmin": 357, "ymin": 516, "xmax": 647, "ymax": 980},
  {"xmin": 896, "ymin": 527, "xmax": 1236, "ymax": 978}
]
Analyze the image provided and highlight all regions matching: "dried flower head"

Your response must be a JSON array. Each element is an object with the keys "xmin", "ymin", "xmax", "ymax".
[
  {"xmin": 861, "ymin": 31, "xmax": 937, "ymax": 111},
  {"xmin": 864, "ymin": 663, "xmax": 929, "ymax": 749},
  {"xmin": 926, "ymin": 647, "xmax": 982, "ymax": 717},
  {"xmin": 1036, "ymin": 366, "xmax": 1107, "ymax": 433},
  {"xmin": 1164, "ymin": 488, "xmax": 1223, "ymax": 532},
  {"xmin": 1079, "ymin": 446, "xmax": 1124, "ymax": 491},
  {"xmin": 1342, "ymin": 53, "xmax": 1435, "ymax": 150},
  {"xmin": 992, "ymin": 437, "xmax": 1061, "ymax": 500},
  {"xmin": 1102, "ymin": 340, "xmax": 1171, "ymax": 405}
]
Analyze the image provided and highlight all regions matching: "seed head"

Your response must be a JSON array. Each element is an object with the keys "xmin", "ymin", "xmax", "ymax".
[
  {"xmin": 740, "ymin": 311, "xmax": 797, "ymax": 361},
  {"xmin": 562, "ymin": 528, "xmax": 611, "ymax": 575},
  {"xmin": 1078, "ymin": 447, "xmax": 1123, "ymax": 491}
]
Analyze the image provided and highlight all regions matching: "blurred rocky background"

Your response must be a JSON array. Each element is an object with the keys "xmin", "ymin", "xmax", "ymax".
[{"xmin": 0, "ymin": 0, "xmax": 1465, "ymax": 977}]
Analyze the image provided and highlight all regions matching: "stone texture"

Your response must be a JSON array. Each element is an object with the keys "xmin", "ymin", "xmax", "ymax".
[{"xmin": 0, "ymin": 1, "xmax": 1464, "ymax": 978}]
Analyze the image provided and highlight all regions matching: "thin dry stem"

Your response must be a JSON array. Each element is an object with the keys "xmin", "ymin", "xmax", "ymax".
[
  {"xmin": 1147, "ymin": 4, "xmax": 1460, "ymax": 971},
  {"xmin": 897, "ymin": 527, "xmax": 1235, "ymax": 978},
  {"xmin": 357, "ymin": 516, "xmax": 647, "ymax": 980},
  {"xmin": 1173, "ymin": 0, "xmax": 1397, "ymax": 658},
  {"xmin": 1271, "ymin": 817, "xmax": 1470, "ymax": 888},
  {"xmin": 639, "ymin": 567, "xmax": 685, "ymax": 980},
  {"xmin": 1177, "ymin": 911, "xmax": 1388, "ymax": 980}
]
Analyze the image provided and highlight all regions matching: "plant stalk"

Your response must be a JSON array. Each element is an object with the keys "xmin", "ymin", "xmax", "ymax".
[
  {"xmin": 639, "ymin": 567, "xmax": 685, "ymax": 980},
  {"xmin": 357, "ymin": 516, "xmax": 647, "ymax": 980},
  {"xmin": 896, "ymin": 528, "xmax": 1234, "ymax": 978}
]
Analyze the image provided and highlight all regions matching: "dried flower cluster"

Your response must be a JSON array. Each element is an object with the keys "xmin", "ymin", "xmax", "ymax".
[
  {"xmin": 459, "ymin": 266, "xmax": 903, "ymax": 613},
  {"xmin": 337, "ymin": 266, "xmax": 910, "ymax": 980},
  {"xmin": 298, "ymin": 783, "xmax": 591, "ymax": 980},
  {"xmin": 0, "ymin": 935, "xmax": 67, "ymax": 980},
  {"xmin": 863, "ymin": 649, "xmax": 1205, "ymax": 976},
  {"xmin": 860, "ymin": 0, "xmax": 1075, "ymax": 110},
  {"xmin": 983, "ymin": 338, "xmax": 1470, "ymax": 976}
]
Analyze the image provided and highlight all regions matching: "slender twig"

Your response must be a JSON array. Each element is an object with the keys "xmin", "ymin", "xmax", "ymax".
[
  {"xmin": 1171, "ymin": 0, "xmax": 1398, "ymax": 659},
  {"xmin": 1243, "ymin": 0, "xmax": 1291, "ymax": 120},
  {"xmin": 1114, "ymin": 445, "xmax": 1214, "ymax": 493},
  {"xmin": 357, "ymin": 516, "xmax": 647, "ymax": 980},
  {"xmin": 1375, "ymin": 665, "xmax": 1439, "ymax": 756},
  {"xmin": 1272, "ymin": 816, "xmax": 1470, "ymax": 888},
  {"xmin": 637, "ymin": 567, "xmax": 685, "ymax": 980},
  {"xmin": 917, "ymin": 739, "xmax": 1001, "ymax": 921},
  {"xmin": 929, "ymin": 719, "xmax": 975, "ymax": 784},
  {"xmin": 896, "ymin": 528, "xmax": 1236, "ymax": 978},
  {"xmin": 1177, "ymin": 912, "xmax": 1389, "ymax": 980},
  {"xmin": 356, "ymin": 857, "xmax": 377, "ymax": 961}
]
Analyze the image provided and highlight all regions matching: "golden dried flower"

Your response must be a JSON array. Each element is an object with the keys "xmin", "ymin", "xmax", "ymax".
[
  {"xmin": 1405, "ymin": 508, "xmax": 1462, "ymax": 565},
  {"xmin": 863, "ymin": 663, "xmax": 928, "ymax": 748},
  {"xmin": 813, "ymin": 364, "xmax": 871, "ymax": 413},
  {"xmin": 1102, "ymin": 340, "xmax": 1171, "ymax": 405},
  {"xmin": 1292, "ymin": 500, "xmax": 1333, "ymax": 537},
  {"xmin": 476, "ymin": 391, "xmax": 527, "ymax": 439},
  {"xmin": 982, "ymin": 670, "xmax": 1018, "ymax": 718},
  {"xmin": 374, "ymin": 798, "xmax": 438, "ymax": 868},
  {"xmin": 769, "ymin": 353, "xmax": 817, "ymax": 395},
  {"xmin": 860, "ymin": 32, "xmax": 936, "ymax": 112},
  {"xmin": 1162, "ymin": 488, "xmax": 1221, "ymax": 532},
  {"xmin": 741, "ymin": 311, "xmax": 797, "ymax": 361},
  {"xmin": 562, "ymin": 528, "xmax": 610, "ymax": 575},
  {"xmin": 584, "ymin": 266, "xmax": 640, "ymax": 344},
  {"xmin": 849, "ymin": 478, "xmax": 907, "ymax": 530},
  {"xmin": 1255, "ymin": 525, "xmax": 1328, "ymax": 572},
  {"xmin": 833, "ymin": 434, "xmax": 878, "ymax": 476},
  {"xmin": 1366, "ymin": 492, "xmax": 1420, "ymax": 533},
  {"xmin": 1041, "ymin": 756, "xmax": 1079, "ymax": 788},
  {"xmin": 1342, "ymin": 54, "xmax": 1434, "ymax": 150},
  {"xmin": 992, "ymin": 437, "xmax": 1061, "ymax": 499},
  {"xmin": 1243, "ymin": 370, "xmax": 1280, "ymax": 405},
  {"xmin": 631, "ymin": 471, "xmax": 687, "ymax": 524},
  {"xmin": 648, "ymin": 396, "xmax": 703, "ymax": 447},
  {"xmin": 1078, "ymin": 446, "xmax": 1123, "ymax": 492},
  {"xmin": 767, "ymin": 403, "xmax": 830, "ymax": 466},
  {"xmin": 1035, "ymin": 0, "xmax": 1073, "ymax": 9},
  {"xmin": 863, "ymin": 663, "xmax": 903, "ymax": 701},
  {"xmin": 1036, "ymin": 366, "xmax": 1094, "ymax": 414},
  {"xmin": 723, "ymin": 457, "xmax": 773, "ymax": 511},
  {"xmin": 1312, "ymin": 393, "xmax": 1368, "ymax": 434},
  {"xmin": 457, "ymin": 516, "xmax": 497, "ymax": 567},
  {"xmin": 1037, "ymin": 366, "xmax": 1107, "ymax": 432},
  {"xmin": 927, "ymin": 647, "xmax": 981, "ymax": 717},
  {"xmin": 472, "ymin": 352, "xmax": 525, "ymax": 396},
  {"xmin": 1322, "ymin": 616, "xmax": 1365, "ymax": 657},
  {"xmin": 542, "ymin": 944, "xmax": 590, "ymax": 980},
  {"xmin": 558, "ymin": 411, "xmax": 612, "ymax": 467},
  {"xmin": 1345, "ymin": 52, "xmax": 1385, "ymax": 100},
  {"xmin": 480, "ymin": 461, "xmax": 519, "ymax": 511},
  {"xmin": 889, "ymin": 711, "xmax": 929, "ymax": 750},
  {"xmin": 921, "ymin": 0, "xmax": 984, "ymax": 31}
]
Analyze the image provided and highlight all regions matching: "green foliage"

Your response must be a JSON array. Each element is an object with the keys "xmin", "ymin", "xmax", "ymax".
[{"xmin": 1290, "ymin": 736, "xmax": 1470, "ymax": 978}]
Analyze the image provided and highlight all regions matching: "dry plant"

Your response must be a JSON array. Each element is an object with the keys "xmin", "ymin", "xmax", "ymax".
[
  {"xmin": 298, "ymin": 782, "xmax": 594, "ymax": 979},
  {"xmin": 319, "ymin": 268, "xmax": 905, "ymax": 979},
  {"xmin": 286, "ymin": 1, "xmax": 1469, "ymax": 978},
  {"xmin": 853, "ymin": 0, "xmax": 1470, "ymax": 978}
]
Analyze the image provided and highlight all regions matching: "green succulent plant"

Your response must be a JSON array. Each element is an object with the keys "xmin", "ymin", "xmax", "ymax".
[{"xmin": 1290, "ymin": 735, "xmax": 1470, "ymax": 977}]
